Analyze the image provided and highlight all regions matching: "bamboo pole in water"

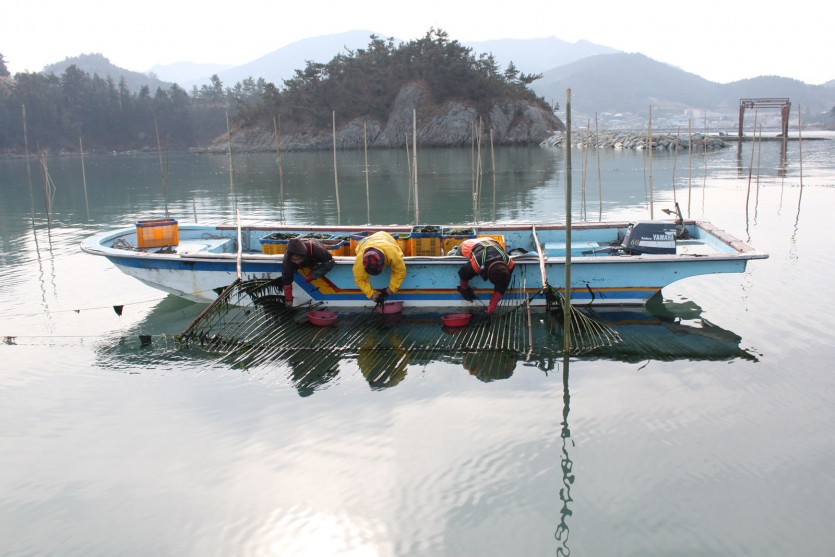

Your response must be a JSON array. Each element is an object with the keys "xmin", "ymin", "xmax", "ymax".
[
  {"xmin": 235, "ymin": 208, "xmax": 242, "ymax": 280},
  {"xmin": 364, "ymin": 121, "xmax": 370, "ymax": 224},
  {"xmin": 413, "ymin": 109, "xmax": 419, "ymax": 223},
  {"xmin": 490, "ymin": 129, "xmax": 496, "ymax": 223},
  {"xmin": 702, "ymin": 112, "xmax": 708, "ymax": 210},
  {"xmin": 225, "ymin": 110, "xmax": 237, "ymax": 208},
  {"xmin": 745, "ymin": 110, "xmax": 758, "ymax": 219},
  {"xmin": 798, "ymin": 104, "xmax": 804, "ymax": 190},
  {"xmin": 37, "ymin": 147, "xmax": 55, "ymax": 222},
  {"xmin": 671, "ymin": 126, "xmax": 680, "ymax": 205},
  {"xmin": 648, "ymin": 105, "xmax": 654, "ymax": 219},
  {"xmin": 471, "ymin": 122, "xmax": 476, "ymax": 214},
  {"xmin": 405, "ymin": 139, "xmax": 413, "ymax": 222},
  {"xmin": 474, "ymin": 118, "xmax": 483, "ymax": 222},
  {"xmin": 273, "ymin": 116, "xmax": 285, "ymax": 224},
  {"xmin": 332, "ymin": 111, "xmax": 341, "ymax": 225},
  {"xmin": 21, "ymin": 105, "xmax": 36, "ymax": 228},
  {"xmin": 564, "ymin": 88, "xmax": 573, "ymax": 353},
  {"xmin": 79, "ymin": 137, "xmax": 89, "ymax": 219},
  {"xmin": 595, "ymin": 113, "xmax": 602, "ymax": 221},
  {"xmin": 154, "ymin": 114, "xmax": 169, "ymax": 217},
  {"xmin": 687, "ymin": 118, "xmax": 693, "ymax": 217}
]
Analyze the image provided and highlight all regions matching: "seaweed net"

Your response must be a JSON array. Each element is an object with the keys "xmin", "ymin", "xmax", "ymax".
[{"xmin": 177, "ymin": 274, "xmax": 621, "ymax": 374}]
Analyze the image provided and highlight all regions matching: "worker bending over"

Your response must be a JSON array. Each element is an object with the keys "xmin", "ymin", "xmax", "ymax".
[
  {"xmin": 353, "ymin": 231, "xmax": 406, "ymax": 303},
  {"xmin": 456, "ymin": 238, "xmax": 515, "ymax": 314},
  {"xmin": 282, "ymin": 237, "xmax": 335, "ymax": 307}
]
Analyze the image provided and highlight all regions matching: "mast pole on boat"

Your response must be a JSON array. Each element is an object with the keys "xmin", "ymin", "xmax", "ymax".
[{"xmin": 564, "ymin": 88, "xmax": 573, "ymax": 352}]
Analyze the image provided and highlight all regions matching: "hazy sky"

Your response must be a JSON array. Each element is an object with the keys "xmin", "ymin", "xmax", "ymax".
[{"xmin": 4, "ymin": 0, "xmax": 832, "ymax": 84}]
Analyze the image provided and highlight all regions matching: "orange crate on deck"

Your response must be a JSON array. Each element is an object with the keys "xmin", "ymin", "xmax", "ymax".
[
  {"xmin": 322, "ymin": 238, "xmax": 349, "ymax": 256},
  {"xmin": 349, "ymin": 231, "xmax": 373, "ymax": 255},
  {"xmin": 476, "ymin": 234, "xmax": 506, "ymax": 250},
  {"xmin": 442, "ymin": 227, "xmax": 477, "ymax": 254},
  {"xmin": 136, "ymin": 219, "xmax": 178, "ymax": 248},
  {"xmin": 409, "ymin": 236, "xmax": 442, "ymax": 256},
  {"xmin": 260, "ymin": 241, "xmax": 288, "ymax": 255},
  {"xmin": 259, "ymin": 232, "xmax": 299, "ymax": 255},
  {"xmin": 397, "ymin": 234, "xmax": 412, "ymax": 256}
]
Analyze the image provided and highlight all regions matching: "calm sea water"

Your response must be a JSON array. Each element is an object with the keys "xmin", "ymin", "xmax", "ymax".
[{"xmin": 2, "ymin": 135, "xmax": 835, "ymax": 556}]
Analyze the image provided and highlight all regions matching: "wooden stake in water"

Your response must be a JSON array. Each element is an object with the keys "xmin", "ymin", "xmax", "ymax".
[
  {"xmin": 332, "ymin": 111, "xmax": 341, "ymax": 225},
  {"xmin": 564, "ymin": 88, "xmax": 573, "ymax": 353},
  {"xmin": 79, "ymin": 137, "xmax": 90, "ymax": 219}
]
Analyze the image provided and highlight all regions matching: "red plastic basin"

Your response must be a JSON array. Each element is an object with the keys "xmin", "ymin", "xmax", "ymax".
[
  {"xmin": 375, "ymin": 301, "xmax": 404, "ymax": 314},
  {"xmin": 441, "ymin": 313, "xmax": 472, "ymax": 327},
  {"xmin": 308, "ymin": 310, "xmax": 337, "ymax": 326}
]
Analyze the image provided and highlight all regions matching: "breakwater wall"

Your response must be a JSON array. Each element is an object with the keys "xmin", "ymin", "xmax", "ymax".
[{"xmin": 541, "ymin": 130, "xmax": 727, "ymax": 150}]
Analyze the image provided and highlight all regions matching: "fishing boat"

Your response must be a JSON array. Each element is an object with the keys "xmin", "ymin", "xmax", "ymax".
[{"xmin": 80, "ymin": 211, "xmax": 768, "ymax": 308}]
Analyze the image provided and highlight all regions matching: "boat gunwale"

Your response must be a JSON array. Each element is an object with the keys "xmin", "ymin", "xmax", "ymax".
[{"xmin": 80, "ymin": 220, "xmax": 769, "ymax": 262}]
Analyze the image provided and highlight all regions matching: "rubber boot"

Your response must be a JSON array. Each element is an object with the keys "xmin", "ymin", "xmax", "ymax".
[{"xmin": 486, "ymin": 291, "xmax": 502, "ymax": 314}]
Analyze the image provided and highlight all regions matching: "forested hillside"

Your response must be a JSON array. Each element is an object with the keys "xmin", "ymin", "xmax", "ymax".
[{"xmin": 0, "ymin": 30, "xmax": 552, "ymax": 154}]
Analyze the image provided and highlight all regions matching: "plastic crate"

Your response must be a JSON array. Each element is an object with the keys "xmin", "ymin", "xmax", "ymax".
[
  {"xmin": 349, "ymin": 231, "xmax": 374, "ymax": 255},
  {"xmin": 259, "ymin": 232, "xmax": 299, "ymax": 255},
  {"xmin": 321, "ymin": 238, "xmax": 349, "ymax": 256},
  {"xmin": 476, "ymin": 234, "xmax": 506, "ymax": 250},
  {"xmin": 396, "ymin": 234, "xmax": 412, "ymax": 256},
  {"xmin": 409, "ymin": 237, "xmax": 442, "ymax": 256},
  {"xmin": 442, "ymin": 227, "xmax": 477, "ymax": 254},
  {"xmin": 136, "ymin": 218, "xmax": 178, "ymax": 248},
  {"xmin": 408, "ymin": 225, "xmax": 443, "ymax": 256}
]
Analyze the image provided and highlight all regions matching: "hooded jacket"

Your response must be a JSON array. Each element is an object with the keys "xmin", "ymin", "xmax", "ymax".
[
  {"xmin": 352, "ymin": 231, "xmax": 406, "ymax": 298},
  {"xmin": 282, "ymin": 238, "xmax": 333, "ymax": 286}
]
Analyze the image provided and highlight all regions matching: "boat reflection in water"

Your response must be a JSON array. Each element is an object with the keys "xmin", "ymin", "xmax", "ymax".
[{"xmin": 97, "ymin": 292, "xmax": 757, "ymax": 395}]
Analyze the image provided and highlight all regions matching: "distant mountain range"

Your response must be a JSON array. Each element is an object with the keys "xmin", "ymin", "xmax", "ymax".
[
  {"xmin": 44, "ymin": 53, "xmax": 171, "ymax": 93},
  {"xmin": 38, "ymin": 31, "xmax": 835, "ymax": 125}
]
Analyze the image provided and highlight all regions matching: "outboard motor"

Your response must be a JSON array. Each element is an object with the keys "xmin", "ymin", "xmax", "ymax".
[{"xmin": 621, "ymin": 222, "xmax": 677, "ymax": 255}]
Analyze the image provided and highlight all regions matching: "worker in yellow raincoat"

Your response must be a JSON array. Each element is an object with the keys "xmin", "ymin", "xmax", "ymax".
[{"xmin": 352, "ymin": 231, "xmax": 407, "ymax": 303}]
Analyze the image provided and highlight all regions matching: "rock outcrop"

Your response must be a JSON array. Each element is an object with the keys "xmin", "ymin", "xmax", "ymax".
[{"xmin": 210, "ymin": 83, "xmax": 564, "ymax": 153}]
